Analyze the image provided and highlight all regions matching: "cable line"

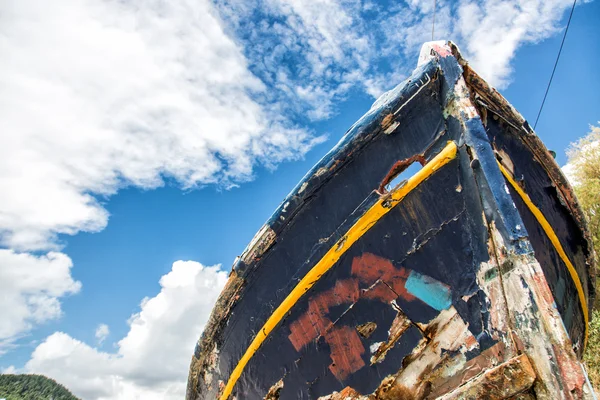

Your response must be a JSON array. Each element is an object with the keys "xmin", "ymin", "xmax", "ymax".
[
  {"xmin": 431, "ymin": 0, "xmax": 437, "ymax": 41},
  {"xmin": 533, "ymin": 0, "xmax": 577, "ymax": 130}
]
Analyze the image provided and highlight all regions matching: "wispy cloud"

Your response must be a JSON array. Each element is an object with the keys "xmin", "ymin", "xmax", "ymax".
[{"xmin": 217, "ymin": 0, "xmax": 581, "ymax": 106}]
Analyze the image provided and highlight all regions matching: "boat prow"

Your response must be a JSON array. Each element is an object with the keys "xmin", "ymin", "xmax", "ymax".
[{"xmin": 187, "ymin": 41, "xmax": 596, "ymax": 400}]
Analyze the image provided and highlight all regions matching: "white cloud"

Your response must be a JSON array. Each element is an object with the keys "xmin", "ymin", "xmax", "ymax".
[
  {"xmin": 25, "ymin": 261, "xmax": 227, "ymax": 400},
  {"xmin": 0, "ymin": 0, "xmax": 322, "ymax": 350},
  {"xmin": 0, "ymin": 250, "xmax": 80, "ymax": 354},
  {"xmin": 1, "ymin": 365, "xmax": 18, "ymax": 374},
  {"xmin": 95, "ymin": 324, "xmax": 110, "ymax": 346},
  {"xmin": 0, "ymin": 0, "xmax": 322, "ymax": 253}
]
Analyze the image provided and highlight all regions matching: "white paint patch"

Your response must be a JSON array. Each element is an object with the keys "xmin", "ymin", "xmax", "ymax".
[{"xmin": 370, "ymin": 342, "xmax": 384, "ymax": 354}]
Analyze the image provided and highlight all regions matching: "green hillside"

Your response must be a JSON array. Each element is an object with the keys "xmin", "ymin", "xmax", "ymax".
[{"xmin": 0, "ymin": 374, "xmax": 78, "ymax": 400}]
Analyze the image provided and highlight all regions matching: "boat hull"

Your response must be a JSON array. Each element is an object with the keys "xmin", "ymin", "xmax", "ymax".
[{"xmin": 187, "ymin": 41, "xmax": 596, "ymax": 400}]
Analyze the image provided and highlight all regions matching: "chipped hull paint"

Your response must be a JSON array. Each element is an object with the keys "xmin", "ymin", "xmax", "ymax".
[{"xmin": 187, "ymin": 41, "xmax": 596, "ymax": 400}]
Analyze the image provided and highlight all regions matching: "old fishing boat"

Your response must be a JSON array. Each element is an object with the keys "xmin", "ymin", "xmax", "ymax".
[{"xmin": 187, "ymin": 41, "xmax": 596, "ymax": 399}]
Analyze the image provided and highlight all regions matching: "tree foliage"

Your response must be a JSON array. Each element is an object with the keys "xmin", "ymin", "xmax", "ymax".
[
  {"xmin": 569, "ymin": 124, "xmax": 600, "ymax": 390},
  {"xmin": 585, "ymin": 309, "xmax": 600, "ymax": 391},
  {"xmin": 567, "ymin": 123, "xmax": 600, "ymax": 253},
  {"xmin": 0, "ymin": 374, "xmax": 78, "ymax": 400}
]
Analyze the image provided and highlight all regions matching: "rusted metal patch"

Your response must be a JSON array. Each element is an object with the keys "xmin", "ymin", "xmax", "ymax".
[
  {"xmin": 437, "ymin": 354, "xmax": 536, "ymax": 400},
  {"xmin": 378, "ymin": 154, "xmax": 426, "ymax": 194}
]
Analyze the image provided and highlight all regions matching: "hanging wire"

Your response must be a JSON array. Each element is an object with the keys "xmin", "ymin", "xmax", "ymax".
[
  {"xmin": 533, "ymin": 0, "xmax": 577, "ymax": 130},
  {"xmin": 431, "ymin": 0, "xmax": 437, "ymax": 41}
]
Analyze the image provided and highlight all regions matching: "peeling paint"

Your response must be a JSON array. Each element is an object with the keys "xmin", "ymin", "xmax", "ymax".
[
  {"xmin": 264, "ymin": 379, "xmax": 284, "ymax": 400},
  {"xmin": 370, "ymin": 311, "xmax": 411, "ymax": 364}
]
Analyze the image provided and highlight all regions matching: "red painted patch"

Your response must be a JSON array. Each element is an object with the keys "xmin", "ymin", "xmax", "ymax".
[
  {"xmin": 351, "ymin": 253, "xmax": 415, "ymax": 301},
  {"xmin": 325, "ymin": 325, "xmax": 366, "ymax": 380},
  {"xmin": 531, "ymin": 270, "xmax": 555, "ymax": 306},
  {"xmin": 287, "ymin": 253, "xmax": 417, "ymax": 380},
  {"xmin": 431, "ymin": 43, "xmax": 452, "ymax": 58},
  {"xmin": 288, "ymin": 278, "xmax": 359, "ymax": 351}
]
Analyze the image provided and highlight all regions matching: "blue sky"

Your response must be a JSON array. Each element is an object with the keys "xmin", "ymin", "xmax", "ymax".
[{"xmin": 1, "ymin": 0, "xmax": 599, "ymax": 398}]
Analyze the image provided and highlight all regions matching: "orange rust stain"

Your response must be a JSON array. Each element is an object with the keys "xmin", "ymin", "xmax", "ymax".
[
  {"xmin": 351, "ymin": 253, "xmax": 415, "ymax": 302},
  {"xmin": 325, "ymin": 325, "xmax": 366, "ymax": 380},
  {"xmin": 378, "ymin": 154, "xmax": 426, "ymax": 194}
]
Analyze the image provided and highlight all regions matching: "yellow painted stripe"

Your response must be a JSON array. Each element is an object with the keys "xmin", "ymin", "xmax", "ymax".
[
  {"xmin": 219, "ymin": 141, "xmax": 458, "ymax": 399},
  {"xmin": 498, "ymin": 162, "xmax": 589, "ymax": 349}
]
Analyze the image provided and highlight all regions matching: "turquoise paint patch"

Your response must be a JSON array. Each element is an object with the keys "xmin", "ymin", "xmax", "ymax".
[{"xmin": 405, "ymin": 271, "xmax": 452, "ymax": 311}]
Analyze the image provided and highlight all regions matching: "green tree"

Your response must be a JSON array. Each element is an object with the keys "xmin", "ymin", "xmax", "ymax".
[
  {"xmin": 586, "ymin": 310, "xmax": 600, "ymax": 393},
  {"xmin": 568, "ymin": 123, "xmax": 600, "ymax": 390},
  {"xmin": 0, "ymin": 374, "xmax": 78, "ymax": 400}
]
